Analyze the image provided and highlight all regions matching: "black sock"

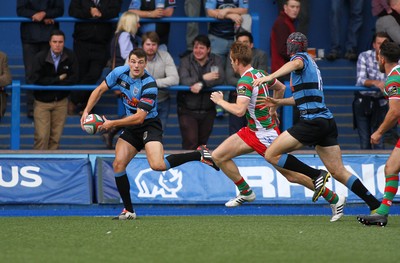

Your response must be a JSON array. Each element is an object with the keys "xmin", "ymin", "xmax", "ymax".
[
  {"xmin": 351, "ymin": 179, "xmax": 381, "ymax": 210},
  {"xmin": 282, "ymin": 154, "xmax": 320, "ymax": 178},
  {"xmin": 115, "ymin": 175, "xmax": 133, "ymax": 212},
  {"xmin": 166, "ymin": 151, "xmax": 201, "ymax": 168}
]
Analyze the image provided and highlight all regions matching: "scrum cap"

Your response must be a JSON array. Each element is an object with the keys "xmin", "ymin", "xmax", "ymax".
[{"xmin": 287, "ymin": 32, "xmax": 308, "ymax": 56}]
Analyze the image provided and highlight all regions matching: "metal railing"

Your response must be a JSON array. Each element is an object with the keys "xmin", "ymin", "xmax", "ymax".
[{"xmin": 6, "ymin": 81, "xmax": 374, "ymax": 150}]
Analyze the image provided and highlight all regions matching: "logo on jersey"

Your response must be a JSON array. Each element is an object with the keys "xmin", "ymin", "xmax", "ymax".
[
  {"xmin": 387, "ymin": 85, "xmax": 398, "ymax": 97},
  {"xmin": 169, "ymin": 0, "xmax": 176, "ymax": 4},
  {"xmin": 237, "ymin": 85, "xmax": 246, "ymax": 95},
  {"xmin": 133, "ymin": 87, "xmax": 139, "ymax": 95}
]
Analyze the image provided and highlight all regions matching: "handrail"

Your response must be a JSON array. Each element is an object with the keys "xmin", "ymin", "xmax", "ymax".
[
  {"xmin": 0, "ymin": 13, "xmax": 260, "ymax": 47},
  {"xmin": 6, "ymin": 81, "xmax": 375, "ymax": 150}
]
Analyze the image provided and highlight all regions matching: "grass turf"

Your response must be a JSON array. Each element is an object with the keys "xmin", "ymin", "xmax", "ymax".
[{"xmin": 0, "ymin": 215, "xmax": 398, "ymax": 263}]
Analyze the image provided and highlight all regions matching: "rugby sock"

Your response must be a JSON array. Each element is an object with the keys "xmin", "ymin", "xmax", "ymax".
[
  {"xmin": 165, "ymin": 151, "xmax": 201, "ymax": 168},
  {"xmin": 278, "ymin": 154, "xmax": 320, "ymax": 178},
  {"xmin": 377, "ymin": 174, "xmax": 399, "ymax": 215},
  {"xmin": 322, "ymin": 187, "xmax": 339, "ymax": 204},
  {"xmin": 235, "ymin": 177, "xmax": 252, "ymax": 196},
  {"xmin": 346, "ymin": 175, "xmax": 381, "ymax": 211},
  {"xmin": 115, "ymin": 174, "xmax": 134, "ymax": 213}
]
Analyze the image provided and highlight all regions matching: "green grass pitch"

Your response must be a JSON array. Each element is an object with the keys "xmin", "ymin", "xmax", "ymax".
[{"xmin": 1, "ymin": 215, "xmax": 398, "ymax": 263}]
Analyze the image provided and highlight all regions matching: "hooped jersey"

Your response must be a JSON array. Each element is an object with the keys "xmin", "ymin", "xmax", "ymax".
[
  {"xmin": 290, "ymin": 52, "xmax": 333, "ymax": 120},
  {"xmin": 236, "ymin": 67, "xmax": 277, "ymax": 130},
  {"xmin": 384, "ymin": 65, "xmax": 400, "ymax": 100},
  {"xmin": 105, "ymin": 65, "xmax": 158, "ymax": 119}
]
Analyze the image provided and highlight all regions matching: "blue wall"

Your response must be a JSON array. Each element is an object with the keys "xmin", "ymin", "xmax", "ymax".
[{"xmin": 0, "ymin": 0, "xmax": 375, "ymax": 68}]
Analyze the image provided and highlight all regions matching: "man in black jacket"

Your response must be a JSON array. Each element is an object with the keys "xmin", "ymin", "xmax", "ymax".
[
  {"xmin": 31, "ymin": 30, "xmax": 79, "ymax": 150},
  {"xmin": 17, "ymin": 0, "xmax": 64, "ymax": 118},
  {"xmin": 68, "ymin": 0, "xmax": 122, "ymax": 114}
]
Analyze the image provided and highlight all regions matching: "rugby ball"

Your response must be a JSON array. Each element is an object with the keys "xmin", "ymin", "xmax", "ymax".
[{"xmin": 83, "ymin": 114, "xmax": 104, "ymax": 135}]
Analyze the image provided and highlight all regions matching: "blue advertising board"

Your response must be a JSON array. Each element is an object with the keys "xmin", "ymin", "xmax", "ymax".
[
  {"xmin": 95, "ymin": 154, "xmax": 399, "ymax": 205},
  {"xmin": 0, "ymin": 158, "xmax": 92, "ymax": 204}
]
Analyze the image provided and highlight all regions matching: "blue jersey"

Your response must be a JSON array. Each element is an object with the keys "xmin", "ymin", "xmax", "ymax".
[
  {"xmin": 105, "ymin": 65, "xmax": 158, "ymax": 119},
  {"xmin": 290, "ymin": 53, "xmax": 333, "ymax": 120}
]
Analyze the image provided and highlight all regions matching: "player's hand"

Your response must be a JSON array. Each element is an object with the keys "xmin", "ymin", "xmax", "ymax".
[
  {"xmin": 210, "ymin": 91, "xmax": 223, "ymax": 104},
  {"xmin": 80, "ymin": 112, "xmax": 89, "ymax": 130},
  {"xmin": 256, "ymin": 96, "xmax": 278, "ymax": 110},
  {"xmin": 253, "ymin": 76, "xmax": 271, "ymax": 86},
  {"xmin": 269, "ymin": 109, "xmax": 280, "ymax": 125},
  {"xmin": 370, "ymin": 131, "xmax": 383, "ymax": 145},
  {"xmin": 98, "ymin": 115, "xmax": 111, "ymax": 132}
]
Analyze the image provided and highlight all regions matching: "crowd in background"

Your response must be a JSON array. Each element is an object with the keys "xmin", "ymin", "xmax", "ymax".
[{"xmin": 1, "ymin": 0, "xmax": 399, "ymax": 150}]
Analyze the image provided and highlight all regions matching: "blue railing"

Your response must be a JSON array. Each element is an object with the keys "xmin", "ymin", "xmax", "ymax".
[
  {"xmin": 6, "ymin": 81, "xmax": 374, "ymax": 150},
  {"xmin": 0, "ymin": 14, "xmax": 260, "ymax": 48}
]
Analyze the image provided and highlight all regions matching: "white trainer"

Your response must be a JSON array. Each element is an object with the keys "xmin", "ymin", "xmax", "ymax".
[
  {"xmin": 225, "ymin": 191, "xmax": 256, "ymax": 207},
  {"xmin": 112, "ymin": 209, "xmax": 137, "ymax": 220},
  {"xmin": 330, "ymin": 195, "xmax": 346, "ymax": 222}
]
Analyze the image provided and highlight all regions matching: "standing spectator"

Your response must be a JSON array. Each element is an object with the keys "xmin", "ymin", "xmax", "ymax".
[
  {"xmin": 270, "ymin": 0, "xmax": 300, "ymax": 83},
  {"xmin": 277, "ymin": 0, "xmax": 310, "ymax": 35},
  {"xmin": 128, "ymin": 0, "xmax": 176, "ymax": 51},
  {"xmin": 357, "ymin": 40, "xmax": 400, "ymax": 227},
  {"xmin": 30, "ymin": 30, "xmax": 79, "ymax": 150},
  {"xmin": 16, "ymin": 0, "xmax": 64, "ymax": 118},
  {"xmin": 182, "ymin": 0, "xmax": 206, "ymax": 57},
  {"xmin": 225, "ymin": 31, "xmax": 268, "ymax": 135},
  {"xmin": 354, "ymin": 32, "xmax": 392, "ymax": 149},
  {"xmin": 102, "ymin": 11, "xmax": 141, "ymax": 149},
  {"xmin": 68, "ymin": 0, "xmax": 122, "ymax": 115},
  {"xmin": 0, "ymin": 51, "xmax": 12, "ymax": 120},
  {"xmin": 326, "ymin": 0, "xmax": 365, "ymax": 61},
  {"xmin": 205, "ymin": 0, "xmax": 249, "ymax": 63},
  {"xmin": 376, "ymin": 0, "xmax": 400, "ymax": 45},
  {"xmin": 178, "ymin": 34, "xmax": 225, "ymax": 150},
  {"xmin": 142, "ymin": 31, "xmax": 179, "ymax": 132}
]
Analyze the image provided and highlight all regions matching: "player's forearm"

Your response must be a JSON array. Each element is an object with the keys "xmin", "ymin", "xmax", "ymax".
[{"xmin": 217, "ymin": 99, "xmax": 246, "ymax": 117}]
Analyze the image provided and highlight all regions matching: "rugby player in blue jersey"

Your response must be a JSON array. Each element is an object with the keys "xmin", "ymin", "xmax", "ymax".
[
  {"xmin": 80, "ymin": 48, "xmax": 219, "ymax": 220},
  {"xmin": 253, "ymin": 32, "xmax": 381, "ymax": 215}
]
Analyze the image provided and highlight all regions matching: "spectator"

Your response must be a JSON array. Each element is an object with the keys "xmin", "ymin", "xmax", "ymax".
[
  {"xmin": 178, "ymin": 34, "xmax": 225, "ymax": 150},
  {"xmin": 0, "ymin": 51, "xmax": 12, "ymax": 120},
  {"xmin": 277, "ymin": 0, "xmax": 310, "ymax": 35},
  {"xmin": 182, "ymin": 0, "xmax": 206, "ymax": 57},
  {"xmin": 102, "ymin": 11, "xmax": 141, "ymax": 149},
  {"xmin": 225, "ymin": 31, "xmax": 268, "ymax": 135},
  {"xmin": 128, "ymin": 0, "xmax": 176, "ymax": 51},
  {"xmin": 30, "ymin": 30, "xmax": 79, "ymax": 150},
  {"xmin": 205, "ymin": 0, "xmax": 249, "ymax": 63},
  {"xmin": 16, "ymin": 0, "xmax": 64, "ymax": 118},
  {"xmin": 354, "ymin": 32, "xmax": 392, "ymax": 149},
  {"xmin": 68, "ymin": 0, "xmax": 122, "ymax": 115},
  {"xmin": 270, "ymin": 0, "xmax": 300, "ymax": 82},
  {"xmin": 326, "ymin": 0, "xmax": 365, "ymax": 61},
  {"xmin": 376, "ymin": 0, "xmax": 400, "ymax": 45},
  {"xmin": 142, "ymin": 31, "xmax": 179, "ymax": 132}
]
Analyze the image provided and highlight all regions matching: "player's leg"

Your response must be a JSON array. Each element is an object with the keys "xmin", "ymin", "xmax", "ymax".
[
  {"xmin": 357, "ymin": 146, "xmax": 400, "ymax": 226},
  {"xmin": 212, "ymin": 133, "xmax": 256, "ymax": 207},
  {"xmin": 112, "ymin": 138, "xmax": 138, "ymax": 220},
  {"xmin": 316, "ymin": 144, "xmax": 381, "ymax": 212}
]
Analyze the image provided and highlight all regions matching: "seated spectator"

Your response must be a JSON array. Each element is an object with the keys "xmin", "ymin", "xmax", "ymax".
[
  {"xmin": 30, "ymin": 30, "xmax": 79, "ymax": 150},
  {"xmin": 102, "ymin": 11, "xmax": 141, "ymax": 149},
  {"xmin": 128, "ymin": 0, "xmax": 176, "ymax": 51},
  {"xmin": 68, "ymin": 0, "xmax": 122, "ymax": 115},
  {"xmin": 0, "ymin": 51, "xmax": 12, "ymax": 120},
  {"xmin": 225, "ymin": 31, "xmax": 268, "ymax": 135},
  {"xmin": 178, "ymin": 34, "xmax": 225, "ymax": 150},
  {"xmin": 354, "ymin": 32, "xmax": 392, "ymax": 149}
]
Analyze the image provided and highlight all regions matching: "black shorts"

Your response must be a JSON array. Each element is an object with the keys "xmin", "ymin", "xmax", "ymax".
[
  {"xmin": 119, "ymin": 117, "xmax": 163, "ymax": 151},
  {"xmin": 287, "ymin": 118, "xmax": 338, "ymax": 147}
]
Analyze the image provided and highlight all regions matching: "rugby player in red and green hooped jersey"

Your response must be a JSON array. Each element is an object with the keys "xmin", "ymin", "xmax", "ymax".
[
  {"xmin": 210, "ymin": 41, "xmax": 346, "ymax": 222},
  {"xmin": 358, "ymin": 40, "xmax": 400, "ymax": 227}
]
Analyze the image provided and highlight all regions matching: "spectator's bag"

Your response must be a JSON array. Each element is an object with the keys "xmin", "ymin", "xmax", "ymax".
[{"xmin": 0, "ymin": 87, "xmax": 6, "ymax": 117}]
